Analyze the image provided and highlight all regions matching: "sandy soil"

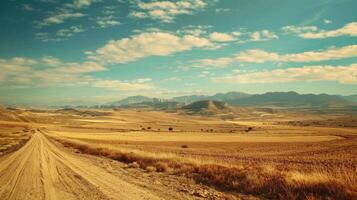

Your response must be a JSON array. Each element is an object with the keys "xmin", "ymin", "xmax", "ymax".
[
  {"xmin": 0, "ymin": 109, "xmax": 355, "ymax": 199},
  {"xmin": 0, "ymin": 129, "xmax": 226, "ymax": 200}
]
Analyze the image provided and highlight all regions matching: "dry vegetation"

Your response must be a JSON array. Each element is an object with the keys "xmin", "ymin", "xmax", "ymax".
[
  {"xmin": 0, "ymin": 122, "xmax": 33, "ymax": 155},
  {"xmin": 50, "ymin": 133, "xmax": 356, "ymax": 200},
  {"xmin": 44, "ymin": 110, "xmax": 357, "ymax": 200},
  {"xmin": 1, "ymin": 107, "xmax": 356, "ymax": 199}
]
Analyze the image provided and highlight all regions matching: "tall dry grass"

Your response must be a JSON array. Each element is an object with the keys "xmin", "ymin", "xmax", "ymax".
[{"xmin": 52, "ymin": 136, "xmax": 357, "ymax": 200}]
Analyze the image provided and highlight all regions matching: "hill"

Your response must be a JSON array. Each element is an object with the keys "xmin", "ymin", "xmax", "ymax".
[
  {"xmin": 108, "ymin": 96, "xmax": 153, "ymax": 106},
  {"xmin": 0, "ymin": 107, "xmax": 36, "ymax": 122},
  {"xmin": 55, "ymin": 108, "xmax": 109, "ymax": 117},
  {"xmin": 172, "ymin": 95, "xmax": 210, "ymax": 104},
  {"xmin": 211, "ymin": 92, "xmax": 251, "ymax": 102},
  {"xmin": 104, "ymin": 92, "xmax": 355, "ymax": 113},
  {"xmin": 172, "ymin": 92, "xmax": 251, "ymax": 104},
  {"xmin": 181, "ymin": 100, "xmax": 253, "ymax": 117},
  {"xmin": 342, "ymin": 94, "xmax": 357, "ymax": 103},
  {"xmin": 228, "ymin": 92, "xmax": 351, "ymax": 108},
  {"xmin": 118, "ymin": 100, "xmax": 183, "ymax": 110}
]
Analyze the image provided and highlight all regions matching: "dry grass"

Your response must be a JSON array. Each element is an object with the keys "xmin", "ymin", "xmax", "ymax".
[
  {"xmin": 52, "ymin": 136, "xmax": 357, "ymax": 200},
  {"xmin": 0, "ymin": 123, "xmax": 32, "ymax": 155},
  {"xmin": 37, "ymin": 110, "xmax": 357, "ymax": 199}
]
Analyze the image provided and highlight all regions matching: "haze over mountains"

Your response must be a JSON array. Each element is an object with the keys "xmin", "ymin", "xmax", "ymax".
[
  {"xmin": 107, "ymin": 91, "xmax": 356, "ymax": 109},
  {"xmin": 1, "ymin": 91, "xmax": 356, "ymax": 112}
]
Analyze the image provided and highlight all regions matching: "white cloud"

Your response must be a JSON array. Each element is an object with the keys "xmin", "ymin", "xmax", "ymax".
[
  {"xmin": 0, "ymin": 57, "xmax": 37, "ymax": 73},
  {"xmin": 0, "ymin": 56, "xmax": 106, "ymax": 88},
  {"xmin": 192, "ymin": 57, "xmax": 233, "ymax": 68},
  {"xmin": 36, "ymin": 26, "xmax": 85, "ymax": 42},
  {"xmin": 282, "ymin": 25, "xmax": 318, "ymax": 34},
  {"xmin": 42, "ymin": 56, "xmax": 62, "ymax": 67},
  {"xmin": 198, "ymin": 70, "xmax": 210, "ymax": 77},
  {"xmin": 250, "ymin": 30, "xmax": 279, "ymax": 41},
  {"xmin": 0, "ymin": 55, "xmax": 155, "ymax": 92},
  {"xmin": 215, "ymin": 8, "xmax": 231, "ymax": 13},
  {"xmin": 235, "ymin": 45, "xmax": 357, "ymax": 63},
  {"xmin": 282, "ymin": 22, "xmax": 357, "ymax": 39},
  {"xmin": 56, "ymin": 25, "xmax": 84, "ymax": 37},
  {"xmin": 177, "ymin": 25, "xmax": 212, "ymax": 36},
  {"xmin": 39, "ymin": 12, "xmax": 86, "ymax": 26},
  {"xmin": 95, "ymin": 15, "xmax": 121, "ymax": 28},
  {"xmin": 324, "ymin": 19, "xmax": 332, "ymax": 24},
  {"xmin": 213, "ymin": 64, "xmax": 357, "ymax": 84},
  {"xmin": 209, "ymin": 32, "xmax": 237, "ymax": 42},
  {"xmin": 163, "ymin": 77, "xmax": 181, "ymax": 81},
  {"xmin": 66, "ymin": 0, "xmax": 100, "ymax": 9},
  {"xmin": 235, "ymin": 49, "xmax": 280, "ymax": 63},
  {"xmin": 88, "ymin": 32, "xmax": 215, "ymax": 64},
  {"xmin": 135, "ymin": 78, "xmax": 152, "ymax": 83},
  {"xmin": 22, "ymin": 4, "xmax": 36, "ymax": 11},
  {"xmin": 92, "ymin": 79, "xmax": 155, "ymax": 91},
  {"xmin": 129, "ymin": 0, "xmax": 210, "ymax": 23},
  {"xmin": 129, "ymin": 11, "xmax": 147, "ymax": 18},
  {"xmin": 189, "ymin": 45, "xmax": 357, "ymax": 68}
]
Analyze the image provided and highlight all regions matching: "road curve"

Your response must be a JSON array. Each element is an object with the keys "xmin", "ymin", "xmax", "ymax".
[{"xmin": 0, "ymin": 131, "xmax": 164, "ymax": 200}]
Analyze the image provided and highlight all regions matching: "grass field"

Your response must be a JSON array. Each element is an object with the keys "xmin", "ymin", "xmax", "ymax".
[
  {"xmin": 0, "ymin": 108, "xmax": 356, "ymax": 199},
  {"xmin": 41, "ymin": 109, "xmax": 357, "ymax": 199},
  {"xmin": 0, "ymin": 121, "xmax": 33, "ymax": 155}
]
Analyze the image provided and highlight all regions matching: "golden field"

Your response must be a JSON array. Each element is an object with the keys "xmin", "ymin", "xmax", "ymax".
[{"xmin": 0, "ymin": 107, "xmax": 356, "ymax": 199}]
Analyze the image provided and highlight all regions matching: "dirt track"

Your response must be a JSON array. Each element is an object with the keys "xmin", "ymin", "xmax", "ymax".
[{"xmin": 0, "ymin": 131, "xmax": 220, "ymax": 200}]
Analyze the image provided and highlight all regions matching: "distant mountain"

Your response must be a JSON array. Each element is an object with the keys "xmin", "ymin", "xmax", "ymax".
[
  {"xmin": 211, "ymin": 92, "xmax": 251, "ymax": 101},
  {"xmin": 228, "ymin": 91, "xmax": 351, "ymax": 108},
  {"xmin": 172, "ymin": 95, "xmax": 210, "ymax": 104},
  {"xmin": 55, "ymin": 108, "xmax": 109, "ymax": 117},
  {"xmin": 107, "ymin": 92, "xmax": 251, "ymax": 107},
  {"xmin": 105, "ymin": 92, "xmax": 354, "ymax": 112},
  {"xmin": 172, "ymin": 92, "xmax": 251, "ymax": 104},
  {"xmin": 108, "ymin": 96, "xmax": 153, "ymax": 106},
  {"xmin": 0, "ymin": 107, "xmax": 37, "ymax": 122},
  {"xmin": 181, "ymin": 100, "xmax": 247, "ymax": 116},
  {"xmin": 119, "ymin": 100, "xmax": 183, "ymax": 110},
  {"xmin": 180, "ymin": 100, "xmax": 279, "ymax": 118},
  {"xmin": 183, "ymin": 100, "xmax": 229, "ymax": 111},
  {"xmin": 342, "ymin": 94, "xmax": 357, "ymax": 103}
]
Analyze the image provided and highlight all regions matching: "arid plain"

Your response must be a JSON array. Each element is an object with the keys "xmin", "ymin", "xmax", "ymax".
[{"xmin": 0, "ymin": 107, "xmax": 356, "ymax": 200}]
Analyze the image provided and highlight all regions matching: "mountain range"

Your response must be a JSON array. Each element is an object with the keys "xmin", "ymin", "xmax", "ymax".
[{"xmin": 107, "ymin": 91, "xmax": 356, "ymax": 109}]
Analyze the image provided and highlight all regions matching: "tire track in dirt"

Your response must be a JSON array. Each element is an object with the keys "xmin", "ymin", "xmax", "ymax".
[{"xmin": 0, "ymin": 131, "xmax": 181, "ymax": 200}]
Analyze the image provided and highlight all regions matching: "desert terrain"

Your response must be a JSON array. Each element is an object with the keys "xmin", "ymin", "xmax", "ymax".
[{"xmin": 0, "ymin": 106, "xmax": 356, "ymax": 199}]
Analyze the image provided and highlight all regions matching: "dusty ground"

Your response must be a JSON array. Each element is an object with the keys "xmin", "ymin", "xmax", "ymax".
[
  {"xmin": 0, "ymin": 108, "xmax": 356, "ymax": 199},
  {"xmin": 0, "ymin": 129, "xmax": 230, "ymax": 200},
  {"xmin": 0, "ymin": 121, "xmax": 32, "ymax": 156}
]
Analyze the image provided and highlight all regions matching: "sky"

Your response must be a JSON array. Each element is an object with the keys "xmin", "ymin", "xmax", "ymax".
[{"xmin": 0, "ymin": 0, "xmax": 356, "ymax": 106}]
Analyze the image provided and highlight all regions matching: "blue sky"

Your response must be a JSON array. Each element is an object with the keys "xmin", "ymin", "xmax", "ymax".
[{"xmin": 0, "ymin": 0, "xmax": 356, "ymax": 106}]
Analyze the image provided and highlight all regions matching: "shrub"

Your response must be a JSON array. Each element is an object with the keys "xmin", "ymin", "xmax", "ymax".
[
  {"xmin": 128, "ymin": 162, "xmax": 140, "ymax": 168},
  {"xmin": 145, "ymin": 166, "xmax": 157, "ymax": 172},
  {"xmin": 245, "ymin": 127, "xmax": 253, "ymax": 132},
  {"xmin": 155, "ymin": 162, "xmax": 172, "ymax": 172}
]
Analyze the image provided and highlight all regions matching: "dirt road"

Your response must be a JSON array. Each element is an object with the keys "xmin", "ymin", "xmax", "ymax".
[{"xmin": 0, "ymin": 131, "xmax": 222, "ymax": 200}]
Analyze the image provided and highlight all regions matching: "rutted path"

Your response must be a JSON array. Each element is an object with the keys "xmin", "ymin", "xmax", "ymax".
[{"xmin": 0, "ymin": 130, "xmax": 223, "ymax": 200}]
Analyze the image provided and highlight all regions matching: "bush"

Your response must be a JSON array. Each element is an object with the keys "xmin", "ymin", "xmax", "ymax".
[
  {"xmin": 128, "ymin": 161, "xmax": 140, "ymax": 168},
  {"xmin": 145, "ymin": 166, "xmax": 157, "ymax": 172},
  {"xmin": 181, "ymin": 144, "xmax": 189, "ymax": 148},
  {"xmin": 245, "ymin": 127, "xmax": 253, "ymax": 132},
  {"xmin": 155, "ymin": 162, "xmax": 172, "ymax": 172}
]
